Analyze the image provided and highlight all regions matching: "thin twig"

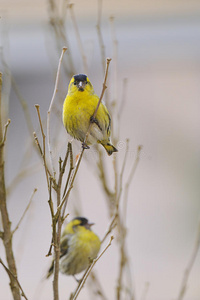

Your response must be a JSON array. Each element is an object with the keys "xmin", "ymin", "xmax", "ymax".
[
  {"xmin": 123, "ymin": 145, "xmax": 142, "ymax": 220},
  {"xmin": 116, "ymin": 146, "xmax": 142, "ymax": 300},
  {"xmin": 62, "ymin": 143, "xmax": 74, "ymax": 218},
  {"xmin": 87, "ymin": 271, "xmax": 108, "ymax": 300},
  {"xmin": 71, "ymin": 236, "xmax": 114, "ymax": 300},
  {"xmin": 0, "ymin": 258, "xmax": 28, "ymax": 300},
  {"xmin": 7, "ymin": 163, "xmax": 41, "ymax": 197},
  {"xmin": 12, "ymin": 188, "xmax": 37, "ymax": 235},
  {"xmin": 101, "ymin": 141, "xmax": 129, "ymax": 243},
  {"xmin": 96, "ymin": 0, "xmax": 106, "ymax": 74},
  {"xmin": 68, "ymin": 4, "xmax": 88, "ymax": 74},
  {"xmin": 140, "ymin": 282, "xmax": 150, "ymax": 300},
  {"xmin": 101, "ymin": 213, "xmax": 118, "ymax": 244},
  {"xmin": 0, "ymin": 119, "xmax": 11, "ymax": 148},
  {"xmin": 0, "ymin": 72, "xmax": 21, "ymax": 300},
  {"xmin": 177, "ymin": 219, "xmax": 200, "ymax": 300},
  {"xmin": 47, "ymin": 46, "xmax": 67, "ymax": 177},
  {"xmin": 33, "ymin": 107, "xmax": 51, "ymax": 189},
  {"xmin": 117, "ymin": 139, "xmax": 129, "ymax": 206}
]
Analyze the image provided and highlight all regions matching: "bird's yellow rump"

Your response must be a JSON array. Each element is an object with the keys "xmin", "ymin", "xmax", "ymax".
[
  {"xmin": 63, "ymin": 74, "xmax": 118, "ymax": 155},
  {"xmin": 47, "ymin": 217, "xmax": 101, "ymax": 277}
]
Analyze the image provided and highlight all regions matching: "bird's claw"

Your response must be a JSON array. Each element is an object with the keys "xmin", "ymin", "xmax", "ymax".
[
  {"xmin": 82, "ymin": 142, "xmax": 90, "ymax": 150},
  {"xmin": 90, "ymin": 116, "xmax": 97, "ymax": 124}
]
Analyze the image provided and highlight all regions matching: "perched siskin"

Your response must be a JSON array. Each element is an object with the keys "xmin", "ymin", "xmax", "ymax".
[
  {"xmin": 47, "ymin": 217, "xmax": 101, "ymax": 278},
  {"xmin": 63, "ymin": 74, "xmax": 118, "ymax": 155}
]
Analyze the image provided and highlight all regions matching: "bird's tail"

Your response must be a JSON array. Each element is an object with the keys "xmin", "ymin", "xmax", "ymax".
[
  {"xmin": 46, "ymin": 261, "xmax": 54, "ymax": 279},
  {"xmin": 100, "ymin": 142, "xmax": 118, "ymax": 156}
]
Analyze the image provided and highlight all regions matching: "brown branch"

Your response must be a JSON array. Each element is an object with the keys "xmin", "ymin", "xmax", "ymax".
[
  {"xmin": 116, "ymin": 146, "xmax": 142, "ymax": 300},
  {"xmin": 123, "ymin": 145, "xmax": 142, "ymax": 219},
  {"xmin": 47, "ymin": 0, "xmax": 75, "ymax": 77},
  {"xmin": 0, "ymin": 73, "xmax": 21, "ymax": 300},
  {"xmin": 71, "ymin": 236, "xmax": 114, "ymax": 300},
  {"xmin": 87, "ymin": 271, "xmax": 108, "ymax": 300},
  {"xmin": 97, "ymin": 149, "xmax": 115, "ymax": 199},
  {"xmin": 0, "ymin": 258, "xmax": 28, "ymax": 300},
  {"xmin": 68, "ymin": 4, "xmax": 88, "ymax": 74},
  {"xmin": 177, "ymin": 219, "xmax": 200, "ymax": 300},
  {"xmin": 0, "ymin": 119, "xmax": 11, "ymax": 148},
  {"xmin": 101, "ymin": 213, "xmax": 118, "ymax": 244},
  {"xmin": 12, "ymin": 188, "xmax": 37, "ymax": 235},
  {"xmin": 52, "ymin": 143, "xmax": 72, "ymax": 298},
  {"xmin": 7, "ymin": 163, "xmax": 40, "ymax": 197},
  {"xmin": 47, "ymin": 46, "xmax": 67, "ymax": 177},
  {"xmin": 96, "ymin": 0, "xmax": 106, "ymax": 74}
]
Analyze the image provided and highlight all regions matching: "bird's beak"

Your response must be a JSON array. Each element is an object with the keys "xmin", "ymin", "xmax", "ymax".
[
  {"xmin": 85, "ymin": 222, "xmax": 95, "ymax": 229},
  {"xmin": 77, "ymin": 81, "xmax": 85, "ymax": 91},
  {"xmin": 88, "ymin": 222, "xmax": 95, "ymax": 227}
]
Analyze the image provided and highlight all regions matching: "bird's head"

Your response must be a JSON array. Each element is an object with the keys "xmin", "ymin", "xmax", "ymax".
[
  {"xmin": 68, "ymin": 74, "xmax": 94, "ymax": 95},
  {"xmin": 62, "ymin": 217, "xmax": 95, "ymax": 235}
]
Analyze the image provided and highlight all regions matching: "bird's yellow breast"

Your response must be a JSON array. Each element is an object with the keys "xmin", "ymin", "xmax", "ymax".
[{"xmin": 63, "ymin": 90, "xmax": 109, "ymax": 143}]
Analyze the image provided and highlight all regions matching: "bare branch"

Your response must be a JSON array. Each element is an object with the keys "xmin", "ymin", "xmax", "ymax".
[
  {"xmin": 0, "ymin": 258, "xmax": 28, "ymax": 300},
  {"xmin": 177, "ymin": 219, "xmax": 200, "ymax": 300},
  {"xmin": 0, "ymin": 73, "xmax": 21, "ymax": 299},
  {"xmin": 123, "ymin": 145, "xmax": 142, "ymax": 219},
  {"xmin": 96, "ymin": 0, "xmax": 106, "ymax": 74},
  {"xmin": 0, "ymin": 119, "xmax": 11, "ymax": 148},
  {"xmin": 12, "ymin": 188, "xmax": 37, "ymax": 235},
  {"xmin": 140, "ymin": 282, "xmax": 150, "ymax": 300},
  {"xmin": 47, "ymin": 46, "xmax": 67, "ymax": 177},
  {"xmin": 35, "ymin": 105, "xmax": 51, "ymax": 189},
  {"xmin": 68, "ymin": 4, "xmax": 88, "ymax": 74}
]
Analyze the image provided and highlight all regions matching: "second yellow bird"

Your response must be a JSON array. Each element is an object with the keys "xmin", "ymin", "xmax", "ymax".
[{"xmin": 63, "ymin": 74, "xmax": 118, "ymax": 155}]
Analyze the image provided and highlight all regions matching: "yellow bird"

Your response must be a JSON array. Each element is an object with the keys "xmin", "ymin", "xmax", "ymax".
[
  {"xmin": 47, "ymin": 217, "xmax": 101, "ymax": 278},
  {"xmin": 63, "ymin": 74, "xmax": 118, "ymax": 155}
]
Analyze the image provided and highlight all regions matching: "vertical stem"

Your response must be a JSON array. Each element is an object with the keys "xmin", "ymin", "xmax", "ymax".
[
  {"xmin": 53, "ymin": 186, "xmax": 61, "ymax": 300},
  {"xmin": 0, "ymin": 73, "xmax": 21, "ymax": 300}
]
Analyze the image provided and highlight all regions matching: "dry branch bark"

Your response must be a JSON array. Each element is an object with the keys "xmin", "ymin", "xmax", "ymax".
[{"xmin": 0, "ymin": 73, "xmax": 21, "ymax": 300}]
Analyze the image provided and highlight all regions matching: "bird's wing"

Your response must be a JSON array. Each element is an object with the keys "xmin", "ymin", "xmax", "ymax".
[
  {"xmin": 95, "ymin": 103, "xmax": 111, "ymax": 135},
  {"xmin": 60, "ymin": 235, "xmax": 69, "ymax": 258}
]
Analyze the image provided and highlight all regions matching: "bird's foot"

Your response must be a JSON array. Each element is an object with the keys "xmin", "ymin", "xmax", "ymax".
[
  {"xmin": 90, "ymin": 116, "xmax": 97, "ymax": 124},
  {"xmin": 82, "ymin": 142, "xmax": 90, "ymax": 150},
  {"xmin": 73, "ymin": 275, "xmax": 80, "ymax": 283}
]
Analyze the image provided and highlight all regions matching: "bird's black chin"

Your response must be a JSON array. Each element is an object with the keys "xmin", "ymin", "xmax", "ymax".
[{"xmin": 78, "ymin": 87, "xmax": 84, "ymax": 92}]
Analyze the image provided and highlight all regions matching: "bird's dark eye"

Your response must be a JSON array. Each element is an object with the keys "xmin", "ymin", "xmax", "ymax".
[{"xmin": 74, "ymin": 81, "xmax": 77, "ymax": 85}]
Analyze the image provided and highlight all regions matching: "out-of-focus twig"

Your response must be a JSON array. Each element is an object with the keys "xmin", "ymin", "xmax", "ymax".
[
  {"xmin": 140, "ymin": 282, "xmax": 150, "ymax": 300},
  {"xmin": 177, "ymin": 219, "xmax": 200, "ymax": 300},
  {"xmin": 96, "ymin": 0, "xmax": 106, "ymax": 74},
  {"xmin": 0, "ymin": 258, "xmax": 28, "ymax": 300},
  {"xmin": 12, "ymin": 188, "xmax": 37, "ymax": 235},
  {"xmin": 47, "ymin": 46, "xmax": 67, "ymax": 177},
  {"xmin": 68, "ymin": 3, "xmax": 88, "ymax": 74},
  {"xmin": 87, "ymin": 271, "xmax": 108, "ymax": 300},
  {"xmin": 116, "ymin": 145, "xmax": 142, "ymax": 300},
  {"xmin": 123, "ymin": 145, "xmax": 142, "ymax": 219}
]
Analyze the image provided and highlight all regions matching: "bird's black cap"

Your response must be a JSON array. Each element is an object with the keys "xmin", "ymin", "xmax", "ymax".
[
  {"xmin": 73, "ymin": 217, "xmax": 88, "ymax": 226},
  {"xmin": 73, "ymin": 74, "xmax": 87, "ymax": 82}
]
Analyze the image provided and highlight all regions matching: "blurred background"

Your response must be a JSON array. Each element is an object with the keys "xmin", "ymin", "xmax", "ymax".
[{"xmin": 0, "ymin": 0, "xmax": 200, "ymax": 299}]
